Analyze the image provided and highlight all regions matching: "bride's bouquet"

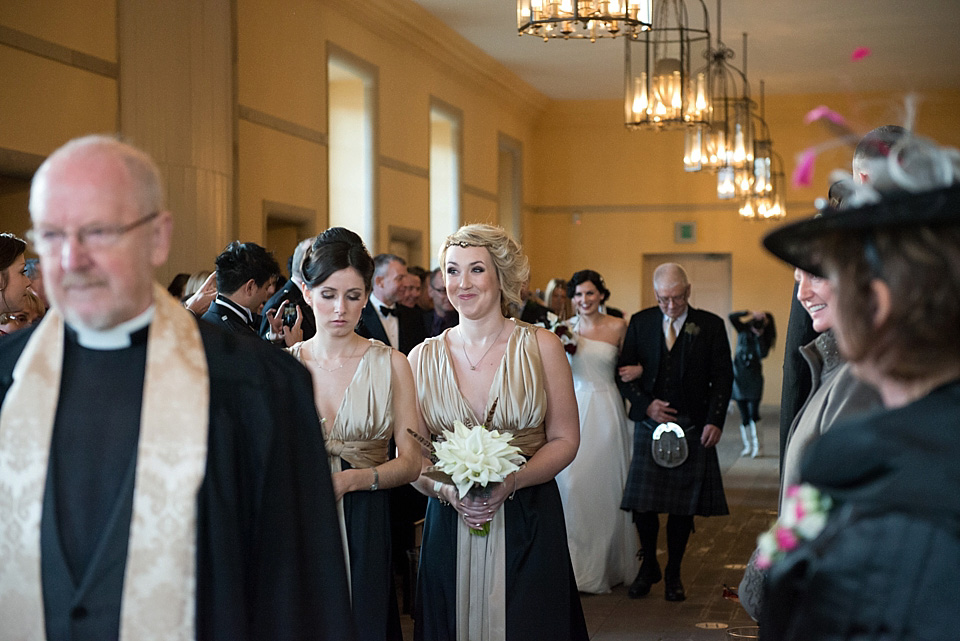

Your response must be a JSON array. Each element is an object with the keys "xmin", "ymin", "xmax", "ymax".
[
  {"xmin": 551, "ymin": 318, "xmax": 578, "ymax": 355},
  {"xmin": 409, "ymin": 400, "xmax": 524, "ymax": 536}
]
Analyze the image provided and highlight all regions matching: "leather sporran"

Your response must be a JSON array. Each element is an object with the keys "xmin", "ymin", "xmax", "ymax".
[{"xmin": 651, "ymin": 422, "xmax": 689, "ymax": 468}]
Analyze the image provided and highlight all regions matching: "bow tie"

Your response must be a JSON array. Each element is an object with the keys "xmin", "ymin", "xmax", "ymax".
[{"xmin": 380, "ymin": 305, "xmax": 397, "ymax": 317}]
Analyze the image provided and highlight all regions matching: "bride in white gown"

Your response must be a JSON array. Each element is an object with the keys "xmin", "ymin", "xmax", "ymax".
[{"xmin": 556, "ymin": 270, "xmax": 638, "ymax": 594}]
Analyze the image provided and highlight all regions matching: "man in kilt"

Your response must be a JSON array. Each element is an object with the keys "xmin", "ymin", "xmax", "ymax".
[{"xmin": 616, "ymin": 263, "xmax": 733, "ymax": 601}]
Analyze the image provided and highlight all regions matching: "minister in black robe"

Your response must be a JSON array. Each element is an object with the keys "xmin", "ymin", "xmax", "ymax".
[{"xmin": 0, "ymin": 318, "xmax": 354, "ymax": 641}]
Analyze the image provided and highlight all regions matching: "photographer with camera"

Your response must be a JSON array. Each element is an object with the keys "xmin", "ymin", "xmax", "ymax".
[
  {"xmin": 729, "ymin": 310, "xmax": 776, "ymax": 458},
  {"xmin": 260, "ymin": 237, "xmax": 317, "ymax": 345}
]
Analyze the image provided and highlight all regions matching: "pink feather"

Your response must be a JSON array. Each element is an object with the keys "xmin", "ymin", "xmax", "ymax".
[
  {"xmin": 791, "ymin": 149, "xmax": 817, "ymax": 188},
  {"xmin": 851, "ymin": 47, "xmax": 871, "ymax": 61}
]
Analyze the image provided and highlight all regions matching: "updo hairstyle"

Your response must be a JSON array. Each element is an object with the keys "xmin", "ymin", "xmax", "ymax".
[
  {"xmin": 301, "ymin": 227, "xmax": 375, "ymax": 292},
  {"xmin": 566, "ymin": 269, "xmax": 610, "ymax": 303}
]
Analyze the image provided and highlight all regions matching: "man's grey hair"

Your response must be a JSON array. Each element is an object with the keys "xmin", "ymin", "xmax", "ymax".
[
  {"xmin": 653, "ymin": 263, "xmax": 689, "ymax": 291},
  {"xmin": 373, "ymin": 253, "xmax": 406, "ymax": 277}
]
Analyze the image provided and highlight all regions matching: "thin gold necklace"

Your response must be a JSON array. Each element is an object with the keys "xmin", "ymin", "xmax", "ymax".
[
  {"xmin": 311, "ymin": 339, "xmax": 360, "ymax": 373},
  {"xmin": 460, "ymin": 322, "xmax": 506, "ymax": 371}
]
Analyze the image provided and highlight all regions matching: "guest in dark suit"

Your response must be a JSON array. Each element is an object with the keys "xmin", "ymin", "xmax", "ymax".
[
  {"xmin": 516, "ymin": 281, "xmax": 554, "ymax": 327},
  {"xmin": 423, "ymin": 266, "xmax": 458, "ymax": 337},
  {"xmin": 259, "ymin": 236, "xmax": 317, "ymax": 343},
  {"xmin": 202, "ymin": 241, "xmax": 279, "ymax": 335},
  {"xmin": 617, "ymin": 262, "xmax": 733, "ymax": 602},
  {"xmin": 0, "ymin": 135, "xmax": 352, "ymax": 640},
  {"xmin": 356, "ymin": 253, "xmax": 425, "ymax": 355}
]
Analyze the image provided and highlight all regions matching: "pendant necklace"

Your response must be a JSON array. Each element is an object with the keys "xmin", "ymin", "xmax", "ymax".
[
  {"xmin": 311, "ymin": 339, "xmax": 358, "ymax": 373},
  {"xmin": 460, "ymin": 322, "xmax": 506, "ymax": 371}
]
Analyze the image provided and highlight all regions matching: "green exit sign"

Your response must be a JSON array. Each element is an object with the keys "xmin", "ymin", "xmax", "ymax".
[{"xmin": 675, "ymin": 222, "xmax": 697, "ymax": 243}]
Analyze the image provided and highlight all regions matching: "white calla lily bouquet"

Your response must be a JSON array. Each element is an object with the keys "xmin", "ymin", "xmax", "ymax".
[{"xmin": 409, "ymin": 399, "xmax": 525, "ymax": 535}]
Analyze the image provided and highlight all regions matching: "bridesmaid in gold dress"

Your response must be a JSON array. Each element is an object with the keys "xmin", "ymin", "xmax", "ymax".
[
  {"xmin": 288, "ymin": 228, "xmax": 421, "ymax": 641},
  {"xmin": 408, "ymin": 224, "xmax": 588, "ymax": 641}
]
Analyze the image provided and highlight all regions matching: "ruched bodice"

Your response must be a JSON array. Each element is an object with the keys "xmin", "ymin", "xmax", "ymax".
[
  {"xmin": 290, "ymin": 339, "xmax": 393, "ymax": 468},
  {"xmin": 417, "ymin": 320, "xmax": 546, "ymax": 451}
]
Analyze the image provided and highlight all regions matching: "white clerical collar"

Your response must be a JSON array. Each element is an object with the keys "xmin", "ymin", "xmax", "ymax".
[{"xmin": 71, "ymin": 305, "xmax": 156, "ymax": 350}]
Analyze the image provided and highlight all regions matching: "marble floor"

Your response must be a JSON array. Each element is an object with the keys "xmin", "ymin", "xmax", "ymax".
[{"xmin": 401, "ymin": 406, "xmax": 780, "ymax": 640}]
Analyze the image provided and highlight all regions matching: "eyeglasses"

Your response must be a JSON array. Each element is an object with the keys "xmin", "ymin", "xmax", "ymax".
[
  {"xmin": 656, "ymin": 293, "xmax": 688, "ymax": 306},
  {"xmin": 27, "ymin": 212, "xmax": 160, "ymax": 254}
]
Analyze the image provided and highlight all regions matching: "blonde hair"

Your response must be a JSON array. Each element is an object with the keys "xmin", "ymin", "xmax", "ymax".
[
  {"xmin": 439, "ymin": 223, "xmax": 529, "ymax": 315},
  {"xmin": 544, "ymin": 278, "xmax": 572, "ymax": 319},
  {"xmin": 182, "ymin": 270, "xmax": 212, "ymax": 301}
]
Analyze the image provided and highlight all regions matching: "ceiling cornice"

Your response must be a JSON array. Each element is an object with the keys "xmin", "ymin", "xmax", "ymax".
[{"xmin": 320, "ymin": 0, "xmax": 550, "ymax": 119}]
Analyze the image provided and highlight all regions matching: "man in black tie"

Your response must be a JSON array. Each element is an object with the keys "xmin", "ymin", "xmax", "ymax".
[
  {"xmin": 617, "ymin": 263, "xmax": 733, "ymax": 602},
  {"xmin": 356, "ymin": 253, "xmax": 425, "ymax": 354},
  {"xmin": 201, "ymin": 241, "xmax": 280, "ymax": 334}
]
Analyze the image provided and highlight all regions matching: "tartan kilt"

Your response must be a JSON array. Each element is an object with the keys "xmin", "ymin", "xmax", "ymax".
[{"xmin": 620, "ymin": 419, "xmax": 729, "ymax": 516}]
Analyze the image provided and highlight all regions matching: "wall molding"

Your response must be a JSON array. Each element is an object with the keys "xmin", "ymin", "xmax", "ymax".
[
  {"xmin": 464, "ymin": 184, "xmax": 498, "ymax": 203},
  {"xmin": 379, "ymin": 155, "xmax": 429, "ymax": 179},
  {"xmin": 0, "ymin": 146, "xmax": 46, "ymax": 179},
  {"xmin": 0, "ymin": 25, "xmax": 117, "ymax": 78},
  {"xmin": 238, "ymin": 105, "xmax": 327, "ymax": 145}
]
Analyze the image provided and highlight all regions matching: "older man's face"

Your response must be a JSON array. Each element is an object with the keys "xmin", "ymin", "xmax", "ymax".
[
  {"xmin": 429, "ymin": 271, "xmax": 454, "ymax": 314},
  {"xmin": 655, "ymin": 282, "xmax": 690, "ymax": 321},
  {"xmin": 29, "ymin": 147, "xmax": 170, "ymax": 331}
]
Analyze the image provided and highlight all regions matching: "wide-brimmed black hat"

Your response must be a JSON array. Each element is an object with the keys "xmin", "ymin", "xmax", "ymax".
[{"xmin": 763, "ymin": 183, "xmax": 960, "ymax": 275}]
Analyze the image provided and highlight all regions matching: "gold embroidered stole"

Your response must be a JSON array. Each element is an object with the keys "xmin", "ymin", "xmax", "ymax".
[{"xmin": 0, "ymin": 283, "xmax": 209, "ymax": 640}]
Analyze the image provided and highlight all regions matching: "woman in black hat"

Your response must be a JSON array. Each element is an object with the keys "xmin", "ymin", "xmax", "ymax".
[{"xmin": 759, "ymin": 135, "xmax": 960, "ymax": 641}]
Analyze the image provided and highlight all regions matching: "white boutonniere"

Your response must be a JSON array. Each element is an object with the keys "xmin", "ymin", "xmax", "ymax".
[{"xmin": 684, "ymin": 322, "xmax": 701, "ymax": 337}]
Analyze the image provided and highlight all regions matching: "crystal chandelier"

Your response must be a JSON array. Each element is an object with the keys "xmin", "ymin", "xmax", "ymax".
[
  {"xmin": 623, "ymin": 0, "xmax": 711, "ymax": 130},
  {"xmin": 518, "ymin": 0, "xmax": 652, "ymax": 41}
]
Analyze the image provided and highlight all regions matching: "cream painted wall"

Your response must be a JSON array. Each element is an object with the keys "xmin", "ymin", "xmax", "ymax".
[
  {"xmin": 0, "ymin": 46, "xmax": 117, "ymax": 156},
  {"xmin": 4, "ymin": 0, "xmax": 959, "ymax": 410},
  {"xmin": 235, "ymin": 0, "xmax": 543, "ymax": 258},
  {"xmin": 525, "ymin": 90, "xmax": 960, "ymax": 406},
  {"xmin": 0, "ymin": 0, "xmax": 116, "ymax": 60}
]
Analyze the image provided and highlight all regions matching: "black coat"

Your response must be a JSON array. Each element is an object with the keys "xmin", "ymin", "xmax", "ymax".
[
  {"xmin": 356, "ymin": 300, "xmax": 426, "ymax": 355},
  {"xmin": 259, "ymin": 279, "xmax": 316, "ymax": 341},
  {"xmin": 729, "ymin": 311, "xmax": 776, "ymax": 401},
  {"xmin": 763, "ymin": 380, "xmax": 960, "ymax": 641},
  {"xmin": 617, "ymin": 306, "xmax": 733, "ymax": 516},
  {"xmin": 617, "ymin": 306, "xmax": 733, "ymax": 427},
  {"xmin": 0, "ymin": 321, "xmax": 354, "ymax": 641},
  {"xmin": 201, "ymin": 297, "xmax": 257, "ymax": 335}
]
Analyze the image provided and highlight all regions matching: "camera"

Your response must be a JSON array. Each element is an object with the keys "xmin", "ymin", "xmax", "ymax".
[
  {"xmin": 751, "ymin": 318, "xmax": 765, "ymax": 330},
  {"xmin": 282, "ymin": 304, "xmax": 298, "ymax": 327}
]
